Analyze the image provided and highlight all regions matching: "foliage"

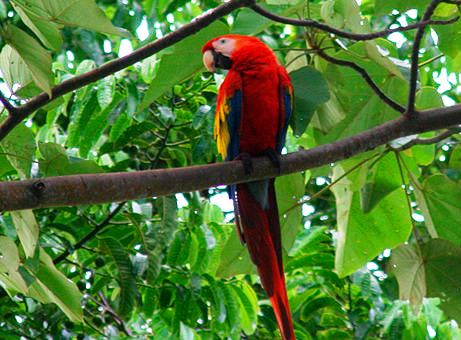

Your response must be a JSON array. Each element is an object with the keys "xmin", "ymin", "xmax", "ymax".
[{"xmin": 0, "ymin": 0, "xmax": 461, "ymax": 338}]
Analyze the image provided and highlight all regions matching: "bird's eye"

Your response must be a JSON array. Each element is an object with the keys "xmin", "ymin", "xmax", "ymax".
[{"xmin": 220, "ymin": 39, "xmax": 226, "ymax": 44}]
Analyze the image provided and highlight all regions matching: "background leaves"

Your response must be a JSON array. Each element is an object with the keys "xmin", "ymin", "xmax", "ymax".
[{"xmin": 0, "ymin": 0, "xmax": 461, "ymax": 338}]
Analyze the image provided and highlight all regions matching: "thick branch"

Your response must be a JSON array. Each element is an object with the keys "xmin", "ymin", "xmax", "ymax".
[
  {"xmin": 314, "ymin": 47, "xmax": 406, "ymax": 113},
  {"xmin": 251, "ymin": 4, "xmax": 459, "ymax": 41},
  {"xmin": 1, "ymin": 104, "xmax": 461, "ymax": 212},
  {"xmin": 0, "ymin": 0, "xmax": 253, "ymax": 143}
]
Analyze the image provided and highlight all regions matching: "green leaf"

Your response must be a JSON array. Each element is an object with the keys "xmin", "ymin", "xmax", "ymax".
[
  {"xmin": 146, "ymin": 196, "xmax": 178, "ymax": 281},
  {"xmin": 79, "ymin": 94, "xmax": 122, "ymax": 157},
  {"xmin": 375, "ymin": 0, "xmax": 431, "ymax": 15},
  {"xmin": 449, "ymin": 145, "xmax": 461, "ymax": 170},
  {"xmin": 109, "ymin": 111, "xmax": 131, "ymax": 142},
  {"xmin": 101, "ymin": 237, "xmax": 138, "ymax": 319},
  {"xmin": 219, "ymin": 282, "xmax": 240, "ymax": 334},
  {"xmin": 38, "ymin": 143, "xmax": 104, "ymax": 176},
  {"xmin": 360, "ymin": 152, "xmax": 401, "ymax": 213},
  {"xmin": 231, "ymin": 7, "xmax": 271, "ymax": 35},
  {"xmin": 301, "ymin": 296, "xmax": 341, "ymax": 320},
  {"xmin": 332, "ymin": 164, "xmax": 412, "ymax": 277},
  {"xmin": 415, "ymin": 87, "xmax": 444, "ymax": 111},
  {"xmin": 0, "ymin": 45, "xmax": 34, "ymax": 93},
  {"xmin": 230, "ymin": 282, "xmax": 259, "ymax": 335},
  {"xmin": 202, "ymin": 223, "xmax": 229, "ymax": 276},
  {"xmin": 412, "ymin": 174, "xmax": 461, "ymax": 245},
  {"xmin": 389, "ymin": 243, "xmax": 426, "ymax": 311},
  {"xmin": 11, "ymin": 210, "xmax": 39, "ymax": 258},
  {"xmin": 11, "ymin": 0, "xmax": 128, "ymax": 37},
  {"xmin": 140, "ymin": 21, "xmax": 229, "ymax": 110},
  {"xmin": 391, "ymin": 239, "xmax": 461, "ymax": 323},
  {"xmin": 0, "ymin": 236, "xmax": 20, "ymax": 273},
  {"xmin": 326, "ymin": 0, "xmax": 367, "ymax": 33},
  {"xmin": 317, "ymin": 74, "xmax": 406, "ymax": 144},
  {"xmin": 167, "ymin": 230, "xmax": 188, "ymax": 265},
  {"xmin": 0, "ymin": 1, "xmax": 6, "ymax": 19},
  {"xmin": 275, "ymin": 173, "xmax": 304, "ymax": 252},
  {"xmin": 289, "ymin": 66, "xmax": 330, "ymax": 136},
  {"xmin": 180, "ymin": 322, "xmax": 196, "ymax": 340},
  {"xmin": 97, "ymin": 75, "xmax": 116, "ymax": 110},
  {"xmin": 67, "ymin": 90, "xmax": 98, "ymax": 148},
  {"xmin": 216, "ymin": 225, "xmax": 254, "ymax": 278},
  {"xmin": 2, "ymin": 24, "xmax": 53, "ymax": 95},
  {"xmin": 434, "ymin": 17, "xmax": 461, "ymax": 60},
  {"xmin": 0, "ymin": 122, "xmax": 35, "ymax": 179},
  {"xmin": 11, "ymin": 2, "xmax": 62, "ymax": 50},
  {"xmin": 33, "ymin": 250, "xmax": 83, "ymax": 322}
]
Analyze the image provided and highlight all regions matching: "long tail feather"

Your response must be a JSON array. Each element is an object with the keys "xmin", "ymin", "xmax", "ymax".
[{"xmin": 236, "ymin": 180, "xmax": 295, "ymax": 340}]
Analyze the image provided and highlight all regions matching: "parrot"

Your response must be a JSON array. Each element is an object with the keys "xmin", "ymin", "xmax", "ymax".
[{"xmin": 202, "ymin": 35, "xmax": 295, "ymax": 340}]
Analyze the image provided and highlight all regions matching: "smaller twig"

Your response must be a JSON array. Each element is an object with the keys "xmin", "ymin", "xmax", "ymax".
[
  {"xmin": 0, "ymin": 92, "xmax": 16, "ymax": 115},
  {"xmin": 166, "ymin": 136, "xmax": 200, "ymax": 147},
  {"xmin": 85, "ymin": 293, "xmax": 132, "ymax": 336},
  {"xmin": 53, "ymin": 202, "xmax": 126, "ymax": 264},
  {"xmin": 407, "ymin": 0, "xmax": 446, "ymax": 116},
  {"xmin": 393, "ymin": 127, "xmax": 461, "ymax": 151},
  {"xmin": 395, "ymin": 152, "xmax": 423, "ymax": 243},
  {"xmin": 283, "ymin": 151, "xmax": 386, "ymax": 214},
  {"xmin": 314, "ymin": 46, "xmax": 406, "ymax": 113},
  {"xmin": 250, "ymin": 4, "xmax": 458, "ymax": 41},
  {"xmin": 418, "ymin": 53, "xmax": 444, "ymax": 68},
  {"xmin": 97, "ymin": 292, "xmax": 132, "ymax": 336}
]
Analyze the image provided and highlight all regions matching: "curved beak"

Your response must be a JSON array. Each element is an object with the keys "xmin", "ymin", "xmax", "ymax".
[{"xmin": 203, "ymin": 50, "xmax": 216, "ymax": 72}]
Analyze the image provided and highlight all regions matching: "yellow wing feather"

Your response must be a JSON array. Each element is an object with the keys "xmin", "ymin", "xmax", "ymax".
[{"xmin": 214, "ymin": 96, "xmax": 231, "ymax": 159}]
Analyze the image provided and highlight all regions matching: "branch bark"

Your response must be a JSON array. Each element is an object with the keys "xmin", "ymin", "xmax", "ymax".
[
  {"xmin": 0, "ymin": 92, "xmax": 15, "ymax": 115},
  {"xmin": 314, "ymin": 46, "xmax": 406, "ymax": 113},
  {"xmin": 1, "ymin": 104, "xmax": 460, "ymax": 212},
  {"xmin": 250, "ymin": 4, "xmax": 459, "ymax": 41},
  {"xmin": 407, "ymin": 0, "xmax": 451, "ymax": 115}
]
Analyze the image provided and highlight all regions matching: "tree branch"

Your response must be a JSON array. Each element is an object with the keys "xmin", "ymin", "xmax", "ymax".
[
  {"xmin": 394, "ymin": 127, "xmax": 461, "ymax": 151},
  {"xmin": 1, "ymin": 104, "xmax": 461, "ymax": 212},
  {"xmin": 314, "ymin": 46, "xmax": 406, "ymax": 113},
  {"xmin": 0, "ymin": 92, "xmax": 16, "ymax": 115},
  {"xmin": 407, "ymin": 0, "xmax": 451, "ymax": 115},
  {"xmin": 0, "ymin": 0, "xmax": 254, "ymax": 143},
  {"xmin": 250, "ymin": 4, "xmax": 459, "ymax": 41}
]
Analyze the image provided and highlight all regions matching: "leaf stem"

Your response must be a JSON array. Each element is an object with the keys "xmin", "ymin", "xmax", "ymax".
[{"xmin": 283, "ymin": 150, "xmax": 386, "ymax": 215}]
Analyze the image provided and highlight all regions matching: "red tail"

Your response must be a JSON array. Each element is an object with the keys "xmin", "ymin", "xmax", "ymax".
[{"xmin": 236, "ymin": 180, "xmax": 295, "ymax": 340}]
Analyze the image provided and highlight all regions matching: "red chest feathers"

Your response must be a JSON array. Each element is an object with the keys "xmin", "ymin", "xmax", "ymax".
[{"xmin": 239, "ymin": 66, "xmax": 281, "ymax": 155}]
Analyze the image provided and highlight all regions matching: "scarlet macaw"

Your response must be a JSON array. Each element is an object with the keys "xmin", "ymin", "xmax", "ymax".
[{"xmin": 202, "ymin": 35, "xmax": 295, "ymax": 340}]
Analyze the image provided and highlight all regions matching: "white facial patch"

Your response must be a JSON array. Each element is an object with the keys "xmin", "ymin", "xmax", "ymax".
[{"xmin": 212, "ymin": 38, "xmax": 236, "ymax": 58}]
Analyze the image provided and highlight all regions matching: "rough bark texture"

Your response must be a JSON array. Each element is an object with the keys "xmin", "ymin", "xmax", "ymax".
[{"xmin": 1, "ymin": 104, "xmax": 459, "ymax": 212}]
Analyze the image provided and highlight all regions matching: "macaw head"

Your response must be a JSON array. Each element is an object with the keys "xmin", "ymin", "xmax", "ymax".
[{"xmin": 202, "ymin": 34, "xmax": 276, "ymax": 72}]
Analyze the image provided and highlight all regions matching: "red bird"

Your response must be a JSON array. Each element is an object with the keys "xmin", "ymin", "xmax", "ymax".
[{"xmin": 202, "ymin": 35, "xmax": 295, "ymax": 340}]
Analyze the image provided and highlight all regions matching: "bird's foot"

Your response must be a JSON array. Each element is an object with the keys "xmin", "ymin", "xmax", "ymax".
[
  {"xmin": 263, "ymin": 148, "xmax": 281, "ymax": 174},
  {"xmin": 235, "ymin": 152, "xmax": 253, "ymax": 175}
]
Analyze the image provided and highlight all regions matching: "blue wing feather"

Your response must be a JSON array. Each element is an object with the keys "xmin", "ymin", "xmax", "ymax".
[
  {"xmin": 276, "ymin": 87, "xmax": 293, "ymax": 153},
  {"xmin": 226, "ymin": 90, "xmax": 242, "ymax": 161},
  {"xmin": 226, "ymin": 90, "xmax": 242, "ymax": 201}
]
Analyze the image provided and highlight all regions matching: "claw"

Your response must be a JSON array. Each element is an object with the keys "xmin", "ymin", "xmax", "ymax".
[
  {"xmin": 264, "ymin": 148, "xmax": 281, "ymax": 174},
  {"xmin": 235, "ymin": 152, "xmax": 254, "ymax": 175}
]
